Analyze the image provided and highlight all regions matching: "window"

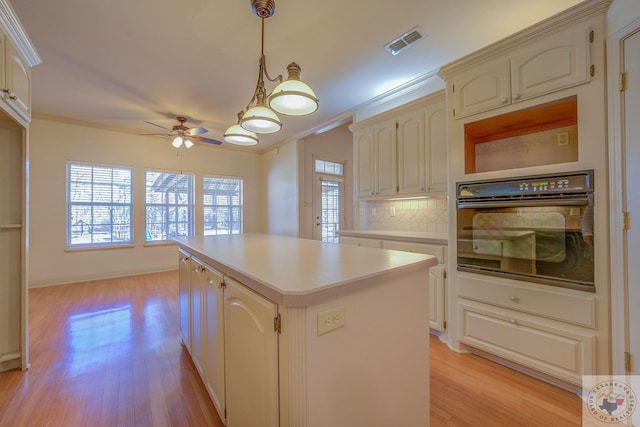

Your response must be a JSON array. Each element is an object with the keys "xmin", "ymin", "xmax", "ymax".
[
  {"xmin": 315, "ymin": 159, "xmax": 344, "ymax": 175},
  {"xmin": 203, "ymin": 176, "xmax": 243, "ymax": 235},
  {"xmin": 145, "ymin": 171, "xmax": 194, "ymax": 242},
  {"xmin": 67, "ymin": 163, "xmax": 132, "ymax": 247}
]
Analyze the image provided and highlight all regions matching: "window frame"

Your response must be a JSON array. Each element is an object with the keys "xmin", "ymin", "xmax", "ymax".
[
  {"xmin": 203, "ymin": 175, "xmax": 244, "ymax": 236},
  {"xmin": 66, "ymin": 162, "xmax": 133, "ymax": 249},
  {"xmin": 144, "ymin": 169, "xmax": 195, "ymax": 243}
]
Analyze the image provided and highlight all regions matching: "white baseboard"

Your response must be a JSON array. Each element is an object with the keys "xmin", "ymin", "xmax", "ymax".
[{"xmin": 28, "ymin": 265, "xmax": 178, "ymax": 288}]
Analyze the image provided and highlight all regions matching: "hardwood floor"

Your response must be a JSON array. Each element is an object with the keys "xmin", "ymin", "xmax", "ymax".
[{"xmin": 0, "ymin": 271, "xmax": 582, "ymax": 426}]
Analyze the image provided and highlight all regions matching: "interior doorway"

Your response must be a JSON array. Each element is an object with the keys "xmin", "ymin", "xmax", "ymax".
[
  {"xmin": 622, "ymin": 28, "xmax": 640, "ymax": 377},
  {"xmin": 312, "ymin": 159, "xmax": 345, "ymax": 242}
]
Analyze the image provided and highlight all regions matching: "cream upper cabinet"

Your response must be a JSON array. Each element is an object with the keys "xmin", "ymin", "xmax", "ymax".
[
  {"xmin": 397, "ymin": 108, "xmax": 425, "ymax": 194},
  {"xmin": 353, "ymin": 118, "xmax": 397, "ymax": 198},
  {"xmin": 451, "ymin": 59, "xmax": 511, "ymax": 119},
  {"xmin": 353, "ymin": 91, "xmax": 447, "ymax": 199},
  {"xmin": 451, "ymin": 24, "xmax": 591, "ymax": 119},
  {"xmin": 3, "ymin": 37, "xmax": 32, "ymax": 121},
  {"xmin": 424, "ymin": 97, "xmax": 448, "ymax": 192}
]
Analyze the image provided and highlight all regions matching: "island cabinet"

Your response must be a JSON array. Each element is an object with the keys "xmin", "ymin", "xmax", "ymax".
[
  {"xmin": 352, "ymin": 91, "xmax": 447, "ymax": 200},
  {"xmin": 174, "ymin": 234, "xmax": 436, "ymax": 427}
]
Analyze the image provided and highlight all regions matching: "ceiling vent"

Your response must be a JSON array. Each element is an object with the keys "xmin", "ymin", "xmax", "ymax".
[{"xmin": 384, "ymin": 27, "xmax": 426, "ymax": 56}]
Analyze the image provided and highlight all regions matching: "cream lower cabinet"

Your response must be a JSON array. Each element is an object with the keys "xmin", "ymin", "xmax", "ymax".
[
  {"xmin": 224, "ymin": 277, "xmax": 279, "ymax": 427},
  {"xmin": 179, "ymin": 252, "xmax": 278, "ymax": 426},
  {"xmin": 178, "ymin": 250, "xmax": 192, "ymax": 351},
  {"xmin": 457, "ymin": 273, "xmax": 597, "ymax": 385},
  {"xmin": 204, "ymin": 265, "xmax": 226, "ymax": 423},
  {"xmin": 380, "ymin": 240, "xmax": 447, "ymax": 333},
  {"xmin": 339, "ymin": 236, "xmax": 448, "ymax": 333}
]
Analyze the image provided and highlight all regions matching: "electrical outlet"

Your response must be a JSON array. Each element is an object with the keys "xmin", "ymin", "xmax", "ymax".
[
  {"xmin": 390, "ymin": 207, "xmax": 396, "ymax": 217},
  {"xmin": 317, "ymin": 306, "xmax": 345, "ymax": 335},
  {"xmin": 371, "ymin": 208, "xmax": 377, "ymax": 217},
  {"xmin": 557, "ymin": 131, "xmax": 569, "ymax": 146}
]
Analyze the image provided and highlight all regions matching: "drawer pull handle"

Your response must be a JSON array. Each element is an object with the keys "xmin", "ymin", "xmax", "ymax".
[
  {"xmin": 509, "ymin": 318, "xmax": 518, "ymax": 325},
  {"xmin": 509, "ymin": 296, "xmax": 519, "ymax": 303}
]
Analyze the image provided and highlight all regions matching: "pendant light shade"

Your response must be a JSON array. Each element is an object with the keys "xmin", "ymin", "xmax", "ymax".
[
  {"xmin": 241, "ymin": 101, "xmax": 282, "ymax": 134},
  {"xmin": 183, "ymin": 138, "xmax": 194, "ymax": 148},
  {"xmin": 268, "ymin": 62, "xmax": 319, "ymax": 116},
  {"xmin": 172, "ymin": 136, "xmax": 183, "ymax": 148},
  {"xmin": 224, "ymin": 0, "xmax": 318, "ymax": 143},
  {"xmin": 224, "ymin": 112, "xmax": 259, "ymax": 146}
]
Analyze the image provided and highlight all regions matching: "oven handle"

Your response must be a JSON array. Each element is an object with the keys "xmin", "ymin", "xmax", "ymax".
[{"xmin": 457, "ymin": 199, "xmax": 588, "ymax": 209}]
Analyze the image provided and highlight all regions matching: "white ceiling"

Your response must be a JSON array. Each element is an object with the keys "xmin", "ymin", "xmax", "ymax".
[{"xmin": 11, "ymin": 0, "xmax": 584, "ymax": 151}]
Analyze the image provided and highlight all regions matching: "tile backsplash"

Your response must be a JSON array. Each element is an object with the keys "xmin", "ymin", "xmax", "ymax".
[{"xmin": 357, "ymin": 197, "xmax": 449, "ymax": 233}]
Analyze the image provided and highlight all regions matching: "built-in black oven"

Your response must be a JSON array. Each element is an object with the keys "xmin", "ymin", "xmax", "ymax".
[{"xmin": 456, "ymin": 170, "xmax": 594, "ymax": 292}]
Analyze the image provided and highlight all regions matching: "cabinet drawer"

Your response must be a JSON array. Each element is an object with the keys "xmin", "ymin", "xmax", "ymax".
[
  {"xmin": 459, "ymin": 301, "xmax": 595, "ymax": 385},
  {"xmin": 382, "ymin": 240, "xmax": 446, "ymax": 264},
  {"xmin": 339, "ymin": 236, "xmax": 382, "ymax": 248},
  {"xmin": 457, "ymin": 273, "xmax": 595, "ymax": 328}
]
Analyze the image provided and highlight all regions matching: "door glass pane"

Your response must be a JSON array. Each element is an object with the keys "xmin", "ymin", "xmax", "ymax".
[{"xmin": 321, "ymin": 180, "xmax": 341, "ymax": 243}]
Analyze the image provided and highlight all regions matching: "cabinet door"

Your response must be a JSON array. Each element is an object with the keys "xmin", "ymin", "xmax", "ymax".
[
  {"xmin": 178, "ymin": 251, "xmax": 191, "ymax": 351},
  {"xmin": 4, "ymin": 39, "xmax": 31, "ymax": 121},
  {"xmin": 374, "ymin": 119, "xmax": 398, "ymax": 196},
  {"xmin": 452, "ymin": 58, "xmax": 511, "ymax": 118},
  {"xmin": 429, "ymin": 265, "xmax": 446, "ymax": 332},
  {"xmin": 204, "ymin": 266, "xmax": 226, "ymax": 424},
  {"xmin": 339, "ymin": 235, "xmax": 382, "ymax": 248},
  {"xmin": 353, "ymin": 128, "xmax": 375, "ymax": 198},
  {"xmin": 511, "ymin": 25, "xmax": 589, "ymax": 103},
  {"xmin": 191, "ymin": 258, "xmax": 206, "ymax": 375},
  {"xmin": 424, "ymin": 100, "xmax": 447, "ymax": 192},
  {"xmin": 224, "ymin": 277, "xmax": 279, "ymax": 427},
  {"xmin": 397, "ymin": 109, "xmax": 425, "ymax": 194}
]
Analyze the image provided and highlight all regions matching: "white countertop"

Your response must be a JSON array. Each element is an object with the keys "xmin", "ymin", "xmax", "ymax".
[
  {"xmin": 174, "ymin": 233, "xmax": 437, "ymax": 307},
  {"xmin": 338, "ymin": 229, "xmax": 448, "ymax": 245}
]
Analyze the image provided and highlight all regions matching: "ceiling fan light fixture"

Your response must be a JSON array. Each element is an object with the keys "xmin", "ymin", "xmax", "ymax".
[
  {"xmin": 172, "ymin": 136, "xmax": 183, "ymax": 148},
  {"xmin": 268, "ymin": 62, "xmax": 318, "ymax": 116},
  {"xmin": 183, "ymin": 138, "xmax": 194, "ymax": 149}
]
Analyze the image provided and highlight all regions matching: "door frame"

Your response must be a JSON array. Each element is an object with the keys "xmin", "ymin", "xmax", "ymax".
[
  {"xmin": 607, "ymin": 16, "xmax": 640, "ymax": 375},
  {"xmin": 311, "ymin": 156, "xmax": 346, "ymax": 242}
]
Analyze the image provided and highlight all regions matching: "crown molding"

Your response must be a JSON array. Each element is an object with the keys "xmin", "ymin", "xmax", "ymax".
[{"xmin": 0, "ymin": 0, "xmax": 41, "ymax": 67}]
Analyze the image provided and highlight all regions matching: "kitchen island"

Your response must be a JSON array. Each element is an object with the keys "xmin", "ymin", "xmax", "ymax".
[{"xmin": 174, "ymin": 233, "xmax": 437, "ymax": 427}]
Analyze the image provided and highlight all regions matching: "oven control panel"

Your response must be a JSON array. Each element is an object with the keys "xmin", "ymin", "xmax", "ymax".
[{"xmin": 457, "ymin": 170, "xmax": 593, "ymax": 198}]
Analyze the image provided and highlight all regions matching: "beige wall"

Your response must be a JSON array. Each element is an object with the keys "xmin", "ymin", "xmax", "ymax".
[
  {"xmin": 301, "ymin": 123, "xmax": 354, "ymax": 239},
  {"xmin": 29, "ymin": 118, "xmax": 263, "ymax": 287}
]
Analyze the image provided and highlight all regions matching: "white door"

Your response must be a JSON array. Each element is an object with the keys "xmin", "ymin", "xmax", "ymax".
[
  {"xmin": 224, "ymin": 277, "xmax": 279, "ymax": 427},
  {"xmin": 623, "ymin": 29, "xmax": 640, "ymax": 376},
  {"xmin": 313, "ymin": 175, "xmax": 344, "ymax": 242}
]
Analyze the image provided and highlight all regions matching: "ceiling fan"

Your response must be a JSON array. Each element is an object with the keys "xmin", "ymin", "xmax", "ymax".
[{"xmin": 142, "ymin": 116, "xmax": 222, "ymax": 148}]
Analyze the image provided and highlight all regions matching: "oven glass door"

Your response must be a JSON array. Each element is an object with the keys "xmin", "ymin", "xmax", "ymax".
[{"xmin": 456, "ymin": 201, "xmax": 594, "ymax": 291}]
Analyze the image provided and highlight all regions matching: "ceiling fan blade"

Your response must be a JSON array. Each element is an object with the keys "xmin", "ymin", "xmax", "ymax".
[
  {"xmin": 193, "ymin": 135, "xmax": 222, "ymax": 145},
  {"xmin": 186, "ymin": 127, "xmax": 208, "ymax": 136},
  {"xmin": 144, "ymin": 120, "xmax": 170, "ymax": 130}
]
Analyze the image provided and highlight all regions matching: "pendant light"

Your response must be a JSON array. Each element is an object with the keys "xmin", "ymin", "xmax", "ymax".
[
  {"xmin": 224, "ymin": 0, "xmax": 318, "ymax": 145},
  {"xmin": 224, "ymin": 111, "xmax": 259, "ymax": 145}
]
